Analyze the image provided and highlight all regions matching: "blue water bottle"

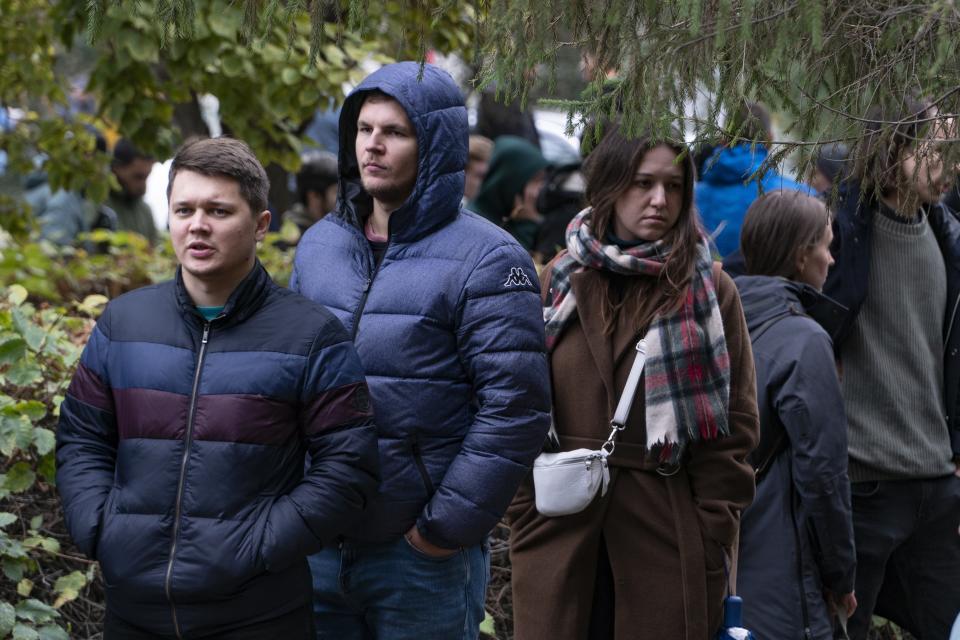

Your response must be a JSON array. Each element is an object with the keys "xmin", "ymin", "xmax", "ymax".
[{"xmin": 714, "ymin": 596, "xmax": 755, "ymax": 640}]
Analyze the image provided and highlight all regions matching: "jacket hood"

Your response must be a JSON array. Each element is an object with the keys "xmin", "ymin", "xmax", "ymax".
[
  {"xmin": 335, "ymin": 62, "xmax": 468, "ymax": 243},
  {"xmin": 735, "ymin": 274, "xmax": 848, "ymax": 340},
  {"xmin": 735, "ymin": 275, "xmax": 805, "ymax": 333},
  {"xmin": 468, "ymin": 135, "xmax": 549, "ymax": 224},
  {"xmin": 701, "ymin": 144, "xmax": 770, "ymax": 185}
]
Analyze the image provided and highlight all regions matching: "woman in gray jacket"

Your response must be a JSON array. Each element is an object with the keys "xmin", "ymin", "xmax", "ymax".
[{"xmin": 733, "ymin": 190, "xmax": 857, "ymax": 639}]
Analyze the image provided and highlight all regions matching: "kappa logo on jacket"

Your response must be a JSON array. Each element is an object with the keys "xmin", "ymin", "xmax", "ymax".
[{"xmin": 504, "ymin": 267, "xmax": 534, "ymax": 288}]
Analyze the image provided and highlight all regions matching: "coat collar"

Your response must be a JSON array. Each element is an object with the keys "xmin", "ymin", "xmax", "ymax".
[{"xmin": 174, "ymin": 260, "xmax": 272, "ymax": 328}]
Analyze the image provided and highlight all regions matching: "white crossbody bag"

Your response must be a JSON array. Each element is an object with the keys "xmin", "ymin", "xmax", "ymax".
[{"xmin": 533, "ymin": 338, "xmax": 648, "ymax": 517}]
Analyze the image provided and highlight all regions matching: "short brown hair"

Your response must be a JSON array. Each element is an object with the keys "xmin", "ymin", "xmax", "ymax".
[
  {"xmin": 167, "ymin": 137, "xmax": 269, "ymax": 213},
  {"xmin": 740, "ymin": 190, "xmax": 831, "ymax": 279}
]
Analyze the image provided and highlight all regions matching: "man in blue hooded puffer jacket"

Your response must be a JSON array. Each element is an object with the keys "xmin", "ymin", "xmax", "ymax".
[{"xmin": 290, "ymin": 62, "xmax": 552, "ymax": 638}]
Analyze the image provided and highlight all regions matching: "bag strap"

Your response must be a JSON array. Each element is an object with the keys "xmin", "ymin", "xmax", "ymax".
[{"xmin": 601, "ymin": 338, "xmax": 649, "ymax": 455}]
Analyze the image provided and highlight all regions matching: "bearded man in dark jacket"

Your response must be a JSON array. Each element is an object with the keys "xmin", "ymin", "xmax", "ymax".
[
  {"xmin": 56, "ymin": 137, "xmax": 379, "ymax": 639},
  {"xmin": 291, "ymin": 62, "xmax": 551, "ymax": 639}
]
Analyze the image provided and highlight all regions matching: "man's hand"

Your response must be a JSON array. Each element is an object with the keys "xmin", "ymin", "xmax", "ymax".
[{"xmin": 404, "ymin": 525, "xmax": 458, "ymax": 559}]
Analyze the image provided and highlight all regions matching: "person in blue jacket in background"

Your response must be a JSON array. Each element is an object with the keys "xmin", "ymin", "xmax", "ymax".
[
  {"xmin": 696, "ymin": 101, "xmax": 813, "ymax": 257},
  {"xmin": 291, "ymin": 62, "xmax": 552, "ymax": 639}
]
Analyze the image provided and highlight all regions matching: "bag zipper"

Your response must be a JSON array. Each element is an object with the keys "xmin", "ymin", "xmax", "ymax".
[
  {"xmin": 535, "ymin": 454, "xmax": 605, "ymax": 468},
  {"xmin": 164, "ymin": 322, "xmax": 210, "ymax": 639}
]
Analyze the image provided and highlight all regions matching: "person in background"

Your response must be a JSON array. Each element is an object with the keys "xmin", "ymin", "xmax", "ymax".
[
  {"xmin": 475, "ymin": 81, "xmax": 540, "ymax": 149},
  {"xmin": 808, "ymin": 142, "xmax": 852, "ymax": 200},
  {"xmin": 823, "ymin": 98, "xmax": 960, "ymax": 640},
  {"xmin": 734, "ymin": 190, "xmax": 857, "ymax": 639},
  {"xmin": 696, "ymin": 101, "xmax": 813, "ymax": 257},
  {"xmin": 107, "ymin": 139, "xmax": 158, "ymax": 244},
  {"xmin": 25, "ymin": 130, "xmax": 118, "ymax": 246},
  {"xmin": 283, "ymin": 150, "xmax": 338, "ymax": 237},
  {"xmin": 468, "ymin": 135, "xmax": 549, "ymax": 252},
  {"xmin": 464, "ymin": 134, "xmax": 493, "ymax": 204},
  {"xmin": 508, "ymin": 123, "xmax": 759, "ymax": 639}
]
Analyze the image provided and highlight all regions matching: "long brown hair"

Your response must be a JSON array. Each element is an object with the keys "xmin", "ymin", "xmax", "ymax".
[{"xmin": 583, "ymin": 123, "xmax": 701, "ymax": 334}]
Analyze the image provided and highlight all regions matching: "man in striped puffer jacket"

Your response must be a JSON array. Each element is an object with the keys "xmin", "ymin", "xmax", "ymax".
[{"xmin": 56, "ymin": 137, "xmax": 380, "ymax": 639}]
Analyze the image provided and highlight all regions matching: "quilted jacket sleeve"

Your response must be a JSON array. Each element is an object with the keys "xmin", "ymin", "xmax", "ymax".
[
  {"xmin": 55, "ymin": 309, "xmax": 118, "ymax": 559},
  {"xmin": 774, "ymin": 327, "xmax": 856, "ymax": 595},
  {"xmin": 259, "ymin": 316, "xmax": 380, "ymax": 571},
  {"xmin": 416, "ymin": 243, "xmax": 552, "ymax": 549}
]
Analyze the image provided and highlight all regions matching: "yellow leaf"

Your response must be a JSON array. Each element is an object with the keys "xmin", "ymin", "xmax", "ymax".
[
  {"xmin": 16, "ymin": 579, "xmax": 33, "ymax": 596},
  {"xmin": 7, "ymin": 285, "xmax": 28, "ymax": 306}
]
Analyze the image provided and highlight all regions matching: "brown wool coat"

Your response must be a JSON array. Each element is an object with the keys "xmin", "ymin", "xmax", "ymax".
[{"xmin": 508, "ymin": 261, "xmax": 760, "ymax": 640}]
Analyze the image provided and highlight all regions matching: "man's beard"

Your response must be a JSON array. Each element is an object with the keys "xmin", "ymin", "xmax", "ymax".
[{"xmin": 361, "ymin": 176, "xmax": 413, "ymax": 208}]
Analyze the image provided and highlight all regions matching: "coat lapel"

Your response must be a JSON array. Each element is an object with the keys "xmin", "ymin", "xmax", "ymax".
[{"xmin": 570, "ymin": 271, "xmax": 616, "ymax": 408}]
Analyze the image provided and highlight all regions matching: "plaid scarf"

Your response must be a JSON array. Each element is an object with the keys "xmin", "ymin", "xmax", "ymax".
[{"xmin": 543, "ymin": 208, "xmax": 730, "ymax": 463}]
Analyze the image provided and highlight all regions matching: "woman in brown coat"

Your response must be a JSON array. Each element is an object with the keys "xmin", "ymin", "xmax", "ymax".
[{"xmin": 508, "ymin": 124, "xmax": 759, "ymax": 640}]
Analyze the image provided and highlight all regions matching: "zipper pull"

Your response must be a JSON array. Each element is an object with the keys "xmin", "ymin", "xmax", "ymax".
[
  {"xmin": 363, "ymin": 278, "xmax": 372, "ymax": 293},
  {"xmin": 201, "ymin": 324, "xmax": 210, "ymax": 344}
]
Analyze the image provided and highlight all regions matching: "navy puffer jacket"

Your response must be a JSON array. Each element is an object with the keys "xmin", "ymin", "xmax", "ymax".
[
  {"xmin": 56, "ymin": 263, "xmax": 379, "ymax": 637},
  {"xmin": 290, "ymin": 62, "xmax": 552, "ymax": 549}
]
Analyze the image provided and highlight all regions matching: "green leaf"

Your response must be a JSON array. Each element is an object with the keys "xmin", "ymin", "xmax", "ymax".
[
  {"xmin": 23, "ymin": 536, "xmax": 60, "ymax": 553},
  {"xmin": 29, "ymin": 515, "xmax": 42, "ymax": 531},
  {"xmin": 12, "ymin": 623, "xmax": 39, "ymax": 640},
  {"xmin": 37, "ymin": 625, "xmax": 69, "ymax": 640},
  {"xmin": 3, "ymin": 559, "xmax": 27, "ymax": 582},
  {"xmin": 6, "ymin": 361, "xmax": 43, "ymax": 386},
  {"xmin": 221, "ymin": 53, "xmax": 245, "ymax": 77},
  {"xmin": 281, "ymin": 67, "xmax": 300, "ymax": 85},
  {"xmin": 209, "ymin": 11, "xmax": 241, "ymax": 39},
  {"xmin": 33, "ymin": 428, "xmax": 55, "ymax": 456},
  {"xmin": 76, "ymin": 294, "xmax": 108, "ymax": 317},
  {"xmin": 14, "ymin": 401, "xmax": 46, "ymax": 422},
  {"xmin": 0, "ymin": 602, "xmax": 15, "ymax": 636},
  {"xmin": 7, "ymin": 285, "xmax": 28, "ymax": 306},
  {"xmin": 14, "ymin": 598, "xmax": 59, "ymax": 623},
  {"xmin": 0, "ymin": 337, "xmax": 27, "ymax": 366},
  {"xmin": 5, "ymin": 462, "xmax": 36, "ymax": 493},
  {"xmin": 480, "ymin": 611, "xmax": 496, "ymax": 637},
  {"xmin": 0, "ymin": 512, "xmax": 17, "ymax": 528},
  {"xmin": 53, "ymin": 570, "xmax": 87, "ymax": 608}
]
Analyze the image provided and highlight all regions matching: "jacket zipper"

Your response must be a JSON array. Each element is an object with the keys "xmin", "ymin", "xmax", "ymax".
[
  {"xmin": 788, "ymin": 485, "xmax": 813, "ymax": 639},
  {"xmin": 945, "ymin": 291, "xmax": 960, "ymax": 353},
  {"xmin": 410, "ymin": 436, "xmax": 435, "ymax": 495},
  {"xmin": 349, "ymin": 227, "xmax": 390, "ymax": 340},
  {"xmin": 164, "ymin": 322, "xmax": 210, "ymax": 639}
]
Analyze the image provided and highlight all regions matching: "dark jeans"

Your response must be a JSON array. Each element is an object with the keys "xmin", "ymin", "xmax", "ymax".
[
  {"xmin": 103, "ymin": 604, "xmax": 314, "ymax": 640},
  {"xmin": 307, "ymin": 536, "xmax": 490, "ymax": 640},
  {"xmin": 847, "ymin": 474, "xmax": 960, "ymax": 640}
]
